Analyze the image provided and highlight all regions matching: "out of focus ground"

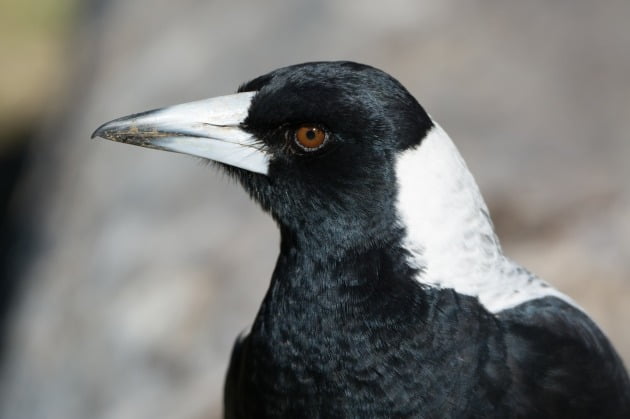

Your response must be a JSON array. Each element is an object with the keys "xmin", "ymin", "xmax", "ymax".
[{"xmin": 1, "ymin": 1, "xmax": 629, "ymax": 418}]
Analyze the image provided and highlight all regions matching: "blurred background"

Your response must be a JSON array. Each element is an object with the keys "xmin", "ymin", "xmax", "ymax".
[{"xmin": 0, "ymin": 0, "xmax": 629, "ymax": 418}]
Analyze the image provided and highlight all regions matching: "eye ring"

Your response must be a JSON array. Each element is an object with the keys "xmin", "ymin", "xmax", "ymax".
[{"xmin": 293, "ymin": 124, "xmax": 328, "ymax": 151}]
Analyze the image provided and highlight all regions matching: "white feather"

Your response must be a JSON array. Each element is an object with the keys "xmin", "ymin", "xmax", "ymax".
[{"xmin": 395, "ymin": 123, "xmax": 576, "ymax": 313}]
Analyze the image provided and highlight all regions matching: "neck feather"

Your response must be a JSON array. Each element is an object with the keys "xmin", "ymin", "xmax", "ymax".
[
  {"xmin": 395, "ymin": 123, "xmax": 573, "ymax": 313},
  {"xmin": 396, "ymin": 123, "xmax": 503, "ymax": 283}
]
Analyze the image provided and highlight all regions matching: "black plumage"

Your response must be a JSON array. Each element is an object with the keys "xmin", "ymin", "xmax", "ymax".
[{"xmin": 93, "ymin": 61, "xmax": 630, "ymax": 418}]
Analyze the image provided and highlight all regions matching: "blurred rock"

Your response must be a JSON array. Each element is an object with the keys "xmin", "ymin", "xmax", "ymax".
[{"xmin": 1, "ymin": 1, "xmax": 629, "ymax": 418}]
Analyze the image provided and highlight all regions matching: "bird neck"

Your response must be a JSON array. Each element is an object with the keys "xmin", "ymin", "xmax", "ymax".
[
  {"xmin": 275, "ymin": 227, "xmax": 414, "ymax": 288},
  {"xmin": 395, "ymin": 123, "xmax": 505, "ymax": 293},
  {"xmin": 260, "ymin": 231, "xmax": 423, "ymax": 321}
]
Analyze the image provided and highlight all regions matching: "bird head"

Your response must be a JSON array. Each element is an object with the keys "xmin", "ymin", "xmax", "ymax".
[{"xmin": 92, "ymin": 62, "xmax": 438, "ymax": 257}]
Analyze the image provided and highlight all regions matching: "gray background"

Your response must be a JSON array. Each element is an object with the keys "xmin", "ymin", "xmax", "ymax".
[{"xmin": 1, "ymin": 1, "xmax": 629, "ymax": 418}]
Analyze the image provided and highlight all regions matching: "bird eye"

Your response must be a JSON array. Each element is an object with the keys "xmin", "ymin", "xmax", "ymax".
[{"xmin": 294, "ymin": 124, "xmax": 327, "ymax": 151}]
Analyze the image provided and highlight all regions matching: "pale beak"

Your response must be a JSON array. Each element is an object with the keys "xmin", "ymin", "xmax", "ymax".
[{"xmin": 91, "ymin": 92, "xmax": 269, "ymax": 175}]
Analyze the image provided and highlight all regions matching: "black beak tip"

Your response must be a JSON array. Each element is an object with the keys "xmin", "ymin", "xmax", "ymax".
[{"xmin": 91, "ymin": 121, "xmax": 110, "ymax": 140}]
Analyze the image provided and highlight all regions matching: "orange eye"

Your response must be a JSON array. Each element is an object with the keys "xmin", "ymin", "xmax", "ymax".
[{"xmin": 294, "ymin": 124, "xmax": 327, "ymax": 151}]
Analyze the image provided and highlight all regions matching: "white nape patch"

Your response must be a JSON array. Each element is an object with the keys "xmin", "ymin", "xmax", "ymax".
[{"xmin": 395, "ymin": 123, "xmax": 576, "ymax": 313}]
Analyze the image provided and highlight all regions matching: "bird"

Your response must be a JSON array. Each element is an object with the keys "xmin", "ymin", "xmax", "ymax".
[{"xmin": 93, "ymin": 61, "xmax": 630, "ymax": 418}]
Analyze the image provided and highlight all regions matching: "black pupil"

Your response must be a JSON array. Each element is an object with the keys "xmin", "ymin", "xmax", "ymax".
[{"xmin": 306, "ymin": 129, "xmax": 317, "ymax": 140}]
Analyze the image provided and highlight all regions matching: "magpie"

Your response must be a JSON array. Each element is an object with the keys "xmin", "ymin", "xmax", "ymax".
[{"xmin": 93, "ymin": 61, "xmax": 630, "ymax": 418}]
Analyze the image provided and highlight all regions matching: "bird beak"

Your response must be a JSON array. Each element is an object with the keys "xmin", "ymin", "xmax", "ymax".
[{"xmin": 91, "ymin": 92, "xmax": 269, "ymax": 175}]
